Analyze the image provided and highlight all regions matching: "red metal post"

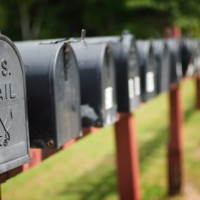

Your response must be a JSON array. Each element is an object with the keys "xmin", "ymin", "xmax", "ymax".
[
  {"xmin": 195, "ymin": 73, "xmax": 200, "ymax": 109},
  {"xmin": 168, "ymin": 84, "xmax": 183, "ymax": 195},
  {"xmin": 114, "ymin": 113, "xmax": 140, "ymax": 200}
]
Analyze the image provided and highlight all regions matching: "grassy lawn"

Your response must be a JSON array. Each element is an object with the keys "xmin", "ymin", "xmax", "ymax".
[{"xmin": 2, "ymin": 79, "xmax": 200, "ymax": 200}]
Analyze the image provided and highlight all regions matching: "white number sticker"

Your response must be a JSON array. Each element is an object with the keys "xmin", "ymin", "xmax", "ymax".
[
  {"xmin": 105, "ymin": 87, "xmax": 113, "ymax": 110},
  {"xmin": 134, "ymin": 76, "xmax": 141, "ymax": 96},
  {"xmin": 128, "ymin": 79, "xmax": 134, "ymax": 99},
  {"xmin": 146, "ymin": 72, "xmax": 155, "ymax": 92}
]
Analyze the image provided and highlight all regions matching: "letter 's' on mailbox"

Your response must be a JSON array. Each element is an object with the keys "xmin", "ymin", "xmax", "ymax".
[
  {"xmin": 71, "ymin": 41, "xmax": 117, "ymax": 127},
  {"xmin": 85, "ymin": 32, "xmax": 140, "ymax": 113},
  {"xmin": 136, "ymin": 40, "xmax": 156, "ymax": 102},
  {"xmin": 0, "ymin": 34, "xmax": 29, "ymax": 173},
  {"xmin": 152, "ymin": 40, "xmax": 171, "ymax": 94},
  {"xmin": 15, "ymin": 41, "xmax": 81, "ymax": 148}
]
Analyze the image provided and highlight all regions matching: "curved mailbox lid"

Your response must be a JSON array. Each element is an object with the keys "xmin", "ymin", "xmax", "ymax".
[
  {"xmin": 71, "ymin": 40, "xmax": 117, "ymax": 127},
  {"xmin": 86, "ymin": 33, "xmax": 140, "ymax": 113},
  {"xmin": 166, "ymin": 39, "xmax": 183, "ymax": 84},
  {"xmin": 136, "ymin": 40, "xmax": 156, "ymax": 102},
  {"xmin": 152, "ymin": 39, "xmax": 171, "ymax": 94},
  {"xmin": 0, "ymin": 34, "xmax": 29, "ymax": 173},
  {"xmin": 15, "ymin": 40, "xmax": 81, "ymax": 148}
]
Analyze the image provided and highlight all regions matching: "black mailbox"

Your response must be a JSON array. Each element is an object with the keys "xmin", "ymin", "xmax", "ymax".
[
  {"xmin": 71, "ymin": 41, "xmax": 117, "ymax": 127},
  {"xmin": 136, "ymin": 40, "xmax": 156, "ymax": 102},
  {"xmin": 0, "ymin": 34, "xmax": 29, "ymax": 173},
  {"xmin": 181, "ymin": 38, "xmax": 200, "ymax": 76},
  {"xmin": 85, "ymin": 33, "xmax": 140, "ymax": 113},
  {"xmin": 192, "ymin": 40, "xmax": 200, "ymax": 74},
  {"xmin": 166, "ymin": 39, "xmax": 182, "ymax": 84},
  {"xmin": 15, "ymin": 41, "xmax": 81, "ymax": 148},
  {"xmin": 152, "ymin": 40, "xmax": 171, "ymax": 94},
  {"xmin": 180, "ymin": 39, "xmax": 195, "ymax": 76}
]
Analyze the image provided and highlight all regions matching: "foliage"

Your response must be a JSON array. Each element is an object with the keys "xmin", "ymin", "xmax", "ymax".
[
  {"xmin": 0, "ymin": 0, "xmax": 126, "ymax": 40},
  {"xmin": 0, "ymin": 0, "xmax": 200, "ymax": 41},
  {"xmin": 126, "ymin": 0, "xmax": 200, "ymax": 37}
]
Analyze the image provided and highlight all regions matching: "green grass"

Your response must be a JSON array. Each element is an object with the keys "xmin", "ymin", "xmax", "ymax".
[{"xmin": 2, "ymin": 79, "xmax": 200, "ymax": 200}]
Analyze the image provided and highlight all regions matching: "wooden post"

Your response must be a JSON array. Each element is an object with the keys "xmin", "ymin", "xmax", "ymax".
[
  {"xmin": 114, "ymin": 114, "xmax": 140, "ymax": 200},
  {"xmin": 23, "ymin": 149, "xmax": 42, "ymax": 171},
  {"xmin": 168, "ymin": 84, "xmax": 183, "ymax": 195}
]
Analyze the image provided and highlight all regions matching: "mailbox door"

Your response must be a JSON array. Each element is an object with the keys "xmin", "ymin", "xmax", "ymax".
[
  {"xmin": 101, "ymin": 46, "xmax": 117, "ymax": 126},
  {"xmin": 193, "ymin": 40, "xmax": 200, "ymax": 74},
  {"xmin": 167, "ymin": 39, "xmax": 182, "ymax": 84},
  {"xmin": 16, "ymin": 41, "xmax": 81, "ymax": 148},
  {"xmin": 71, "ymin": 42, "xmax": 117, "ymax": 127},
  {"xmin": 136, "ymin": 41, "xmax": 156, "ymax": 102},
  {"xmin": 0, "ymin": 35, "xmax": 29, "ymax": 173},
  {"xmin": 180, "ymin": 39, "xmax": 193, "ymax": 76},
  {"xmin": 146, "ymin": 47, "xmax": 156, "ymax": 100},
  {"xmin": 161, "ymin": 43, "xmax": 171, "ymax": 92},
  {"xmin": 153, "ymin": 40, "xmax": 170, "ymax": 94},
  {"xmin": 55, "ymin": 44, "xmax": 81, "ymax": 147},
  {"xmin": 126, "ymin": 39, "xmax": 141, "ymax": 111},
  {"xmin": 114, "ymin": 35, "xmax": 140, "ymax": 113},
  {"xmin": 71, "ymin": 42, "xmax": 102, "ymax": 127}
]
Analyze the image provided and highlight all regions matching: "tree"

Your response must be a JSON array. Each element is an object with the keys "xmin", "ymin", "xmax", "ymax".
[
  {"xmin": 0, "ymin": 0, "xmax": 200, "ymax": 40},
  {"xmin": 0, "ymin": 0, "xmax": 127, "ymax": 40},
  {"xmin": 125, "ymin": 0, "xmax": 200, "ymax": 37}
]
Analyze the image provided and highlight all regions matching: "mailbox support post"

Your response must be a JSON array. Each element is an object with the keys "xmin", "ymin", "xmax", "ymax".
[
  {"xmin": 195, "ymin": 73, "xmax": 200, "ymax": 109},
  {"xmin": 23, "ymin": 149, "xmax": 42, "ymax": 171},
  {"xmin": 114, "ymin": 114, "xmax": 140, "ymax": 200},
  {"xmin": 168, "ymin": 84, "xmax": 183, "ymax": 195}
]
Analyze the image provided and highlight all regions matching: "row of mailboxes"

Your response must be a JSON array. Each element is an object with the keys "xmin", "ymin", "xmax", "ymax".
[
  {"xmin": 136, "ymin": 38, "xmax": 188, "ymax": 102},
  {"xmin": 1, "ymin": 32, "xmax": 199, "ymax": 174},
  {"xmin": 85, "ymin": 33, "xmax": 141, "ymax": 113}
]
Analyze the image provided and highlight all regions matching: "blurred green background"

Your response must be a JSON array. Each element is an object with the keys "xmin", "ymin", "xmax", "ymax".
[{"xmin": 0, "ymin": 0, "xmax": 200, "ymax": 40}]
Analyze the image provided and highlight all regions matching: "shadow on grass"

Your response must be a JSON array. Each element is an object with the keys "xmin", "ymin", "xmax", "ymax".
[
  {"xmin": 57, "ymin": 127, "xmax": 169, "ymax": 200},
  {"xmin": 138, "ymin": 127, "xmax": 170, "ymax": 199},
  {"xmin": 57, "ymin": 155, "xmax": 117, "ymax": 200},
  {"xmin": 184, "ymin": 103, "xmax": 195, "ymax": 122},
  {"xmin": 139, "ymin": 127, "xmax": 168, "ymax": 172}
]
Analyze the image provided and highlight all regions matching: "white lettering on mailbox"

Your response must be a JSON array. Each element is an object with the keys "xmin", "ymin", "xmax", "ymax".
[
  {"xmin": 0, "ymin": 83, "xmax": 16, "ymax": 100},
  {"xmin": 0, "ymin": 58, "xmax": 17, "ymax": 147},
  {"xmin": 0, "ymin": 59, "xmax": 16, "ymax": 101},
  {"xmin": 105, "ymin": 87, "xmax": 113, "ymax": 110},
  {"xmin": 146, "ymin": 72, "xmax": 155, "ymax": 93}
]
